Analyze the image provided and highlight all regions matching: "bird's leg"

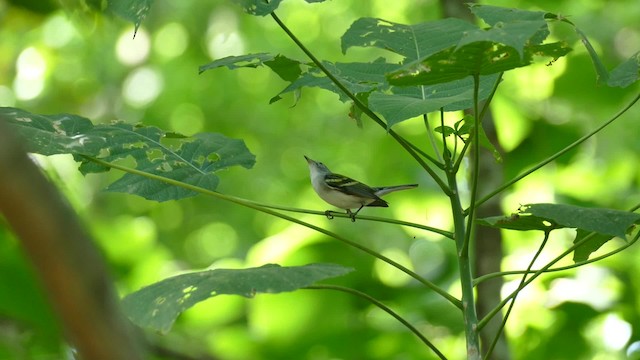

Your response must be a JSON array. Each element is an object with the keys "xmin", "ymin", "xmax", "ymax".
[
  {"xmin": 349, "ymin": 206, "xmax": 365, "ymax": 222},
  {"xmin": 324, "ymin": 210, "xmax": 335, "ymax": 219}
]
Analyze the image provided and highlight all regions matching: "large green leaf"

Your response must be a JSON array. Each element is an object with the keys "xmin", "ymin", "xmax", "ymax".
[
  {"xmin": 384, "ymin": 5, "xmax": 571, "ymax": 86},
  {"xmin": 479, "ymin": 204, "xmax": 640, "ymax": 262},
  {"xmin": 387, "ymin": 41, "xmax": 571, "ymax": 86},
  {"xmin": 341, "ymin": 17, "xmax": 477, "ymax": 61},
  {"xmin": 479, "ymin": 203, "xmax": 640, "ymax": 238},
  {"xmin": 1, "ymin": 107, "xmax": 255, "ymax": 201},
  {"xmin": 370, "ymin": 74, "xmax": 500, "ymax": 127},
  {"xmin": 121, "ymin": 263, "xmax": 353, "ymax": 333},
  {"xmin": 524, "ymin": 203, "xmax": 640, "ymax": 239}
]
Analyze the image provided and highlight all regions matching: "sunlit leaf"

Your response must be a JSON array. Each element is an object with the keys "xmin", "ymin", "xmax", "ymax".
[
  {"xmin": 387, "ymin": 41, "xmax": 571, "ymax": 86},
  {"xmin": 121, "ymin": 263, "xmax": 353, "ymax": 333},
  {"xmin": 2, "ymin": 107, "xmax": 256, "ymax": 201},
  {"xmin": 341, "ymin": 17, "xmax": 476, "ymax": 61}
]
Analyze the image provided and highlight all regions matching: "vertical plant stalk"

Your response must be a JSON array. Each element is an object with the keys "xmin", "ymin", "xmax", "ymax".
[{"xmin": 448, "ymin": 174, "xmax": 481, "ymax": 359}]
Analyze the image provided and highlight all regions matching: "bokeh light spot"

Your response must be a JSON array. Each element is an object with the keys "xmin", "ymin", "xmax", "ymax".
[
  {"xmin": 154, "ymin": 22, "xmax": 189, "ymax": 59},
  {"xmin": 116, "ymin": 27, "xmax": 151, "ymax": 66},
  {"xmin": 14, "ymin": 47, "xmax": 47, "ymax": 100},
  {"xmin": 170, "ymin": 102, "xmax": 205, "ymax": 134},
  {"xmin": 122, "ymin": 66, "xmax": 164, "ymax": 108},
  {"xmin": 42, "ymin": 13, "xmax": 77, "ymax": 48}
]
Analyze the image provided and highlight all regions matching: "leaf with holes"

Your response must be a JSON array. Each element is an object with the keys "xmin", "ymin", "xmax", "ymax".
[
  {"xmin": 121, "ymin": 263, "xmax": 353, "ymax": 333},
  {"xmin": 2, "ymin": 107, "xmax": 255, "ymax": 201}
]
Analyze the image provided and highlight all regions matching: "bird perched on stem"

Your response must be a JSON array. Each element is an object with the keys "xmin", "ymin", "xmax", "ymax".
[{"xmin": 304, "ymin": 155, "xmax": 418, "ymax": 222}]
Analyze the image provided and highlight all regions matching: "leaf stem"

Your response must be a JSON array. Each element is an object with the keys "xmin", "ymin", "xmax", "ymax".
[{"xmin": 305, "ymin": 285, "xmax": 447, "ymax": 359}]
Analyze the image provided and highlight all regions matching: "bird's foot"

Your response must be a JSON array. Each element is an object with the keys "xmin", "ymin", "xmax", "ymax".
[
  {"xmin": 346, "ymin": 210, "xmax": 357, "ymax": 222},
  {"xmin": 324, "ymin": 210, "xmax": 335, "ymax": 220}
]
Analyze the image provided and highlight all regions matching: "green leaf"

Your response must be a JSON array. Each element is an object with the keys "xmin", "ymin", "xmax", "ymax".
[
  {"xmin": 370, "ymin": 74, "xmax": 500, "ymax": 127},
  {"xmin": 478, "ymin": 204, "xmax": 640, "ymax": 239},
  {"xmin": 575, "ymin": 27, "xmax": 610, "ymax": 86},
  {"xmin": 121, "ymin": 263, "xmax": 353, "ymax": 333},
  {"xmin": 106, "ymin": 0, "xmax": 153, "ymax": 34},
  {"xmin": 477, "ymin": 212, "xmax": 558, "ymax": 232},
  {"xmin": 2, "ymin": 107, "xmax": 255, "ymax": 202},
  {"xmin": 199, "ymin": 53, "xmax": 276, "ymax": 73},
  {"xmin": 470, "ymin": 4, "xmax": 549, "ymax": 27},
  {"xmin": 341, "ymin": 17, "xmax": 477, "ymax": 61},
  {"xmin": 572, "ymin": 230, "xmax": 615, "ymax": 262},
  {"xmin": 523, "ymin": 203, "xmax": 640, "ymax": 239},
  {"xmin": 607, "ymin": 52, "xmax": 640, "ymax": 88},
  {"xmin": 387, "ymin": 41, "xmax": 571, "ymax": 86},
  {"xmin": 272, "ymin": 60, "xmax": 396, "ymax": 103},
  {"xmin": 229, "ymin": 0, "xmax": 283, "ymax": 16}
]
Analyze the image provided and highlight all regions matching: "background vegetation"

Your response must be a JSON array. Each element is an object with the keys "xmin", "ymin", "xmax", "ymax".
[{"xmin": 0, "ymin": 0, "xmax": 639, "ymax": 359}]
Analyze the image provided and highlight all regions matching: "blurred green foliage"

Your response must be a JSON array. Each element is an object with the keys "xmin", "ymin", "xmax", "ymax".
[{"xmin": 0, "ymin": 0, "xmax": 639, "ymax": 359}]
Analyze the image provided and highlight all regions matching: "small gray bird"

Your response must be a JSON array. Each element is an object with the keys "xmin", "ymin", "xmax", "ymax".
[{"xmin": 304, "ymin": 155, "xmax": 418, "ymax": 221}]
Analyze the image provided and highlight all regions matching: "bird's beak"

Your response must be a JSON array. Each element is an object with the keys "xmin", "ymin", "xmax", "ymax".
[{"xmin": 304, "ymin": 155, "xmax": 313, "ymax": 164}]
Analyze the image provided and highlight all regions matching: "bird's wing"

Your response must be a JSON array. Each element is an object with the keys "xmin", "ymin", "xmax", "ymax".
[{"xmin": 324, "ymin": 173, "xmax": 380, "ymax": 200}]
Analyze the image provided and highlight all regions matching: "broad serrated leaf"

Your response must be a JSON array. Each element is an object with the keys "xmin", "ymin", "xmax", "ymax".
[
  {"xmin": 107, "ymin": 0, "xmax": 153, "ymax": 34},
  {"xmin": 2, "ymin": 107, "xmax": 255, "ymax": 202},
  {"xmin": 121, "ymin": 263, "xmax": 353, "ymax": 333},
  {"xmin": 341, "ymin": 17, "xmax": 477, "ymax": 61},
  {"xmin": 230, "ymin": 0, "xmax": 283, "ymax": 16},
  {"xmin": 607, "ymin": 52, "xmax": 640, "ymax": 88}
]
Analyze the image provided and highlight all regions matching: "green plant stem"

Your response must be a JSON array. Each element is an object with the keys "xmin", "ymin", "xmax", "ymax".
[
  {"xmin": 483, "ymin": 231, "xmax": 550, "ymax": 360},
  {"xmin": 446, "ymin": 172, "xmax": 481, "ymax": 359},
  {"xmin": 84, "ymin": 156, "xmax": 462, "ymax": 309},
  {"xmin": 246, "ymin": 202, "xmax": 454, "ymax": 238},
  {"xmin": 474, "ymin": 91, "xmax": 640, "ymax": 209},
  {"xmin": 474, "ymin": 231, "xmax": 639, "ymax": 285},
  {"xmin": 269, "ymin": 11, "xmax": 451, "ymax": 195},
  {"xmin": 460, "ymin": 74, "xmax": 482, "ymax": 259},
  {"xmin": 452, "ymin": 72, "xmax": 503, "ymax": 174},
  {"xmin": 305, "ymin": 285, "xmax": 447, "ymax": 360},
  {"xmin": 478, "ymin": 228, "xmax": 640, "ymax": 330}
]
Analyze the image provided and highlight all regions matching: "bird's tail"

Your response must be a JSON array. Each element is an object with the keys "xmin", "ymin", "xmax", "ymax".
[{"xmin": 374, "ymin": 184, "xmax": 418, "ymax": 197}]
